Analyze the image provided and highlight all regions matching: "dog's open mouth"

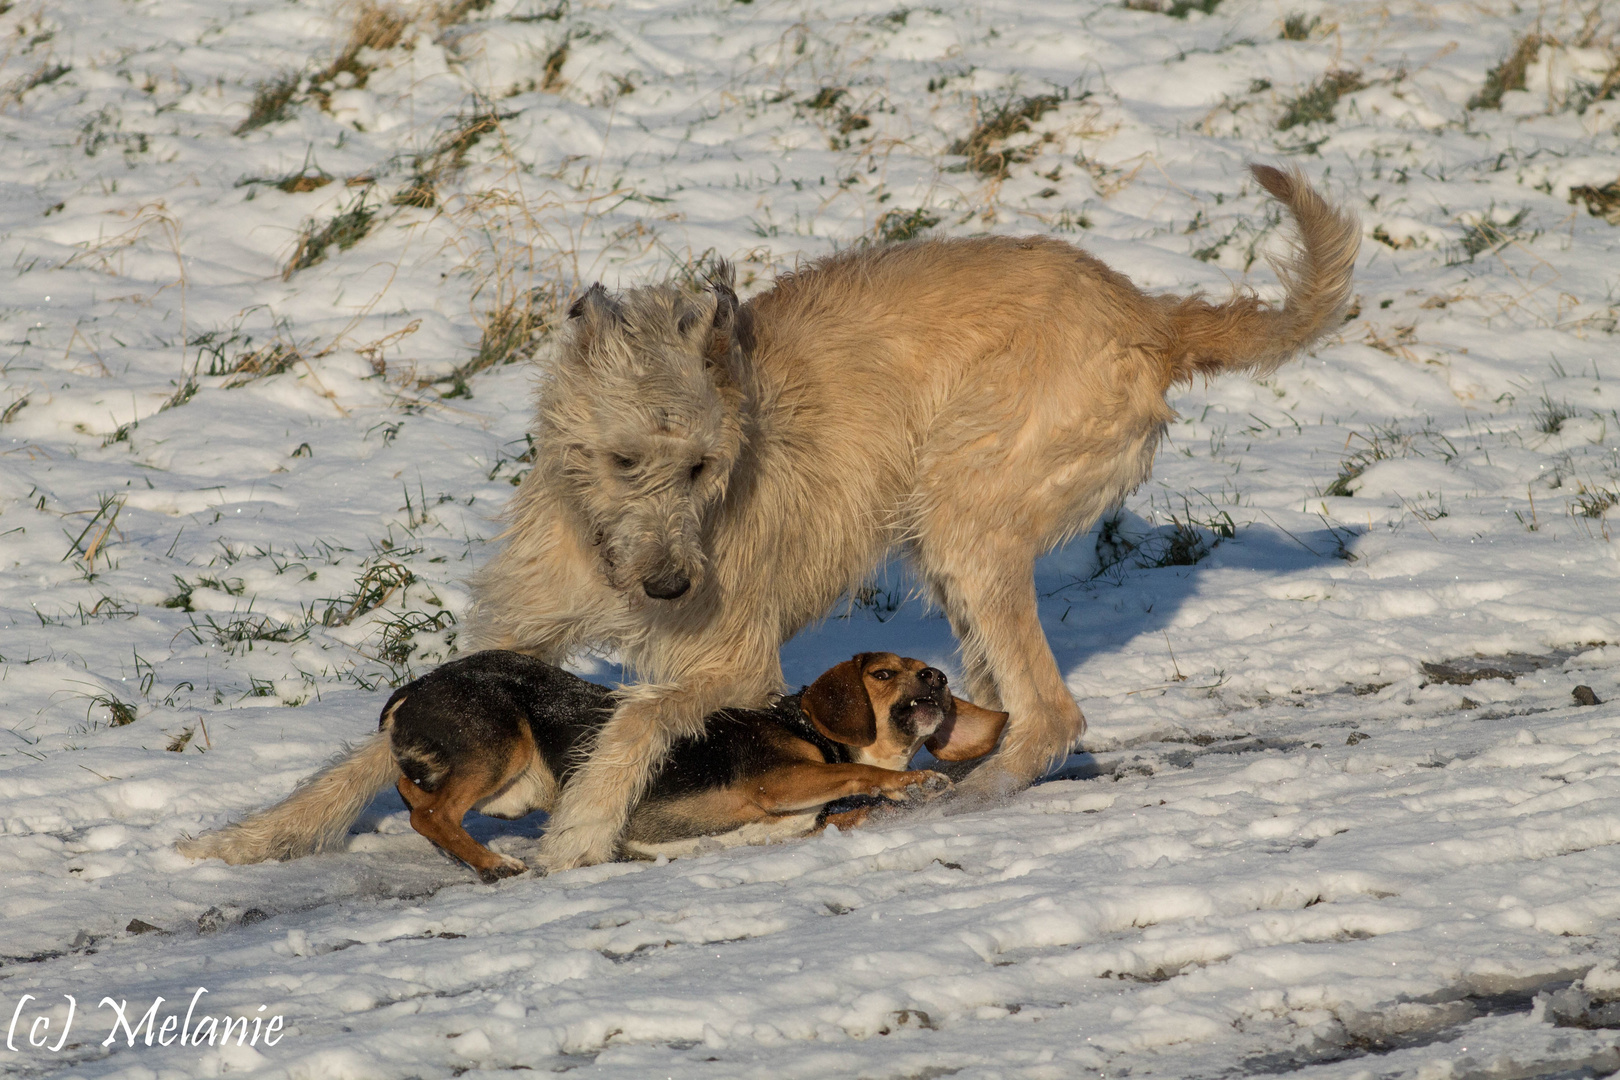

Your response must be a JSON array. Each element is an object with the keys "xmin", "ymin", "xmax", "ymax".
[{"xmin": 893, "ymin": 695, "xmax": 947, "ymax": 728}]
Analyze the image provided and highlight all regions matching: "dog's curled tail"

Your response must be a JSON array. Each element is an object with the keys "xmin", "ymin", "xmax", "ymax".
[
  {"xmin": 1163, "ymin": 164, "xmax": 1359, "ymax": 383},
  {"xmin": 176, "ymin": 731, "xmax": 397, "ymax": 865}
]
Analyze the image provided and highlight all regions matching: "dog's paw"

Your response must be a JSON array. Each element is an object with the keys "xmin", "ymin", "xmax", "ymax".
[
  {"xmin": 900, "ymin": 771, "xmax": 953, "ymax": 800},
  {"xmin": 476, "ymin": 855, "xmax": 528, "ymax": 884}
]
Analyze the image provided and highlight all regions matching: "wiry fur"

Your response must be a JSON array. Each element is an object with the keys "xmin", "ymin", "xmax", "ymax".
[
  {"xmin": 176, "ymin": 726, "xmax": 398, "ymax": 864},
  {"xmin": 471, "ymin": 164, "xmax": 1360, "ymax": 871}
]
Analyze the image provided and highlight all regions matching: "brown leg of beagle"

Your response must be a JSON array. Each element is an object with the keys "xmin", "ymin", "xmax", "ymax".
[
  {"xmin": 746, "ymin": 763, "xmax": 950, "ymax": 815},
  {"xmin": 818, "ymin": 805, "xmax": 876, "ymax": 831},
  {"xmin": 396, "ymin": 775, "xmax": 528, "ymax": 883}
]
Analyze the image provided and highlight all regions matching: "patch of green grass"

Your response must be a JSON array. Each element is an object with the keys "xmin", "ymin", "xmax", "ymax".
[
  {"xmin": 319, "ymin": 560, "xmax": 416, "ymax": 627},
  {"xmin": 1276, "ymin": 69, "xmax": 1364, "ymax": 130},
  {"xmin": 1570, "ymin": 181, "xmax": 1620, "ymax": 225},
  {"xmin": 1573, "ymin": 483, "xmax": 1617, "ymax": 519},
  {"xmin": 541, "ymin": 41, "xmax": 569, "ymax": 91},
  {"xmin": 284, "ymin": 198, "xmax": 376, "ymax": 278},
  {"xmin": 1532, "ymin": 392, "xmax": 1577, "ymax": 435},
  {"xmin": 395, "ymin": 108, "xmax": 510, "ymax": 208},
  {"xmin": 876, "ymin": 207, "xmax": 940, "ymax": 243},
  {"xmin": 804, "ymin": 86, "xmax": 846, "ymax": 111},
  {"xmin": 1452, "ymin": 207, "xmax": 1531, "ymax": 263},
  {"xmin": 185, "ymin": 611, "xmax": 309, "ymax": 655},
  {"xmin": 214, "ymin": 341, "xmax": 304, "ymax": 387},
  {"xmin": 1124, "ymin": 0, "xmax": 1221, "ymax": 16},
  {"xmin": 88, "ymin": 693, "xmax": 137, "ymax": 728},
  {"xmin": 1280, "ymin": 12, "xmax": 1318, "ymax": 39},
  {"xmin": 949, "ymin": 92, "xmax": 1063, "ymax": 177},
  {"xmin": 1468, "ymin": 33, "xmax": 1541, "ymax": 111},
  {"xmin": 1321, "ymin": 423, "xmax": 1458, "ymax": 497},
  {"xmin": 235, "ymin": 71, "xmax": 300, "ymax": 135}
]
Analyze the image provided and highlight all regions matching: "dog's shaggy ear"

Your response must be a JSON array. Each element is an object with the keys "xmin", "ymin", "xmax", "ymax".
[
  {"xmin": 925, "ymin": 697, "xmax": 1009, "ymax": 761},
  {"xmin": 567, "ymin": 282, "xmax": 620, "ymax": 322},
  {"xmin": 565, "ymin": 283, "xmax": 625, "ymax": 360},
  {"xmin": 801, "ymin": 655, "xmax": 878, "ymax": 747},
  {"xmin": 703, "ymin": 260, "xmax": 754, "ymax": 381}
]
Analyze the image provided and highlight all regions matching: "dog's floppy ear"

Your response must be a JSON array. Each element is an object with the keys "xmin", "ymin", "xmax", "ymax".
[
  {"xmin": 703, "ymin": 260, "xmax": 754, "ymax": 382},
  {"xmin": 800, "ymin": 655, "xmax": 877, "ymax": 747},
  {"xmin": 925, "ymin": 697, "xmax": 1009, "ymax": 761}
]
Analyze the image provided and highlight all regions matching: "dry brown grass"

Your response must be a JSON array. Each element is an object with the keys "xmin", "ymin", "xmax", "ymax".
[{"xmin": 1469, "ymin": 32, "xmax": 1543, "ymax": 110}]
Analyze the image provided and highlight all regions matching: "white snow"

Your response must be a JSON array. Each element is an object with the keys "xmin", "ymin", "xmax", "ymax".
[{"xmin": 4, "ymin": 0, "xmax": 1620, "ymax": 1077}]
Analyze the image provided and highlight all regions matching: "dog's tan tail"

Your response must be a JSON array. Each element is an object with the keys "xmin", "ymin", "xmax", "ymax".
[
  {"xmin": 177, "ymin": 731, "xmax": 397, "ymax": 865},
  {"xmin": 1162, "ymin": 164, "xmax": 1359, "ymax": 383}
]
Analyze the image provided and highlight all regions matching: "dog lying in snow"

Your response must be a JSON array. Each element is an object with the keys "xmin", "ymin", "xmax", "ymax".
[{"xmin": 178, "ymin": 651, "xmax": 1008, "ymax": 880}]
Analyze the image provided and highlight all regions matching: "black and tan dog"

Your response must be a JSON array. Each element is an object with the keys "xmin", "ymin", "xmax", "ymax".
[{"xmin": 179, "ymin": 651, "xmax": 1007, "ymax": 880}]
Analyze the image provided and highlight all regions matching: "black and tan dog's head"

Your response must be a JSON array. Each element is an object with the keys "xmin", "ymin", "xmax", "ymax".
[{"xmin": 800, "ymin": 652, "xmax": 1009, "ymax": 770}]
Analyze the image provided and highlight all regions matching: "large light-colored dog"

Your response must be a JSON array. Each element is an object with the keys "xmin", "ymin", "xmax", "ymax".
[{"xmin": 471, "ymin": 164, "xmax": 1359, "ymax": 871}]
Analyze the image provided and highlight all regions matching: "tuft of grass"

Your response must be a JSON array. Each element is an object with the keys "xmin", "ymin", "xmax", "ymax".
[
  {"xmin": 541, "ymin": 41, "xmax": 569, "ymax": 91},
  {"xmin": 88, "ymin": 693, "xmax": 137, "ymax": 728},
  {"xmin": 2, "ymin": 395, "xmax": 28, "ymax": 424},
  {"xmin": 876, "ymin": 207, "xmax": 940, "ymax": 244},
  {"xmin": 314, "ymin": 2, "xmax": 409, "ymax": 91},
  {"xmin": 1277, "ymin": 69, "xmax": 1364, "ymax": 130},
  {"xmin": 1468, "ymin": 33, "xmax": 1542, "ymax": 111},
  {"xmin": 278, "ymin": 170, "xmax": 334, "ymax": 194},
  {"xmin": 1321, "ymin": 423, "xmax": 1457, "ymax": 497},
  {"xmin": 320, "ymin": 560, "xmax": 415, "ymax": 627},
  {"xmin": 395, "ymin": 108, "xmax": 509, "ymax": 208},
  {"xmin": 376, "ymin": 609, "xmax": 456, "ymax": 667},
  {"xmin": 1573, "ymin": 483, "xmax": 1617, "ymax": 518},
  {"xmin": 1532, "ymin": 392, "xmax": 1577, "ymax": 435},
  {"xmin": 434, "ymin": 288, "xmax": 553, "ymax": 395},
  {"xmin": 1141, "ymin": 508, "xmax": 1235, "ymax": 568},
  {"xmin": 433, "ymin": 0, "xmax": 495, "ymax": 27},
  {"xmin": 1124, "ymin": 0, "xmax": 1221, "ymax": 16},
  {"xmin": 510, "ymin": 1, "xmax": 568, "ymax": 21},
  {"xmin": 1280, "ymin": 12, "xmax": 1318, "ymax": 39},
  {"xmin": 949, "ymin": 92, "xmax": 1063, "ymax": 177},
  {"xmin": 165, "ymin": 727, "xmax": 195, "ymax": 752},
  {"xmin": 804, "ymin": 86, "xmax": 847, "ymax": 110},
  {"xmin": 1570, "ymin": 181, "xmax": 1620, "ymax": 225},
  {"xmin": 185, "ymin": 611, "xmax": 309, "ymax": 654},
  {"xmin": 159, "ymin": 373, "xmax": 198, "ymax": 411},
  {"xmin": 284, "ymin": 198, "xmax": 376, "ymax": 278},
  {"xmin": 215, "ymin": 341, "xmax": 304, "ymax": 386},
  {"xmin": 1453, "ymin": 207, "xmax": 1531, "ymax": 263},
  {"xmin": 235, "ymin": 71, "xmax": 300, "ymax": 135}
]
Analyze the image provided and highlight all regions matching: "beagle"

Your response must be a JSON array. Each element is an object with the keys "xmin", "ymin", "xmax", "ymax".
[{"xmin": 391, "ymin": 650, "xmax": 1009, "ymax": 878}]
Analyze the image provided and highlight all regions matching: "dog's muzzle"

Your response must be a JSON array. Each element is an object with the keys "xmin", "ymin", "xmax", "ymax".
[
  {"xmin": 894, "ymin": 667, "xmax": 950, "ymax": 727},
  {"xmin": 642, "ymin": 571, "xmax": 691, "ymax": 600}
]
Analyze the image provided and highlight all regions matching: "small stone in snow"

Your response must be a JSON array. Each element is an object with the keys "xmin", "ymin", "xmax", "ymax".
[{"xmin": 1574, "ymin": 685, "xmax": 1601, "ymax": 707}]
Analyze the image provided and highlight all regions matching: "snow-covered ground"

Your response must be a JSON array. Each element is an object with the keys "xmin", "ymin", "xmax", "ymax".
[{"xmin": 4, "ymin": 0, "xmax": 1620, "ymax": 1076}]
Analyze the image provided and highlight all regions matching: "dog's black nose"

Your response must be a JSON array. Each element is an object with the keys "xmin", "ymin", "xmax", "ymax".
[
  {"xmin": 643, "ymin": 574, "xmax": 691, "ymax": 600},
  {"xmin": 918, "ymin": 667, "xmax": 946, "ymax": 687}
]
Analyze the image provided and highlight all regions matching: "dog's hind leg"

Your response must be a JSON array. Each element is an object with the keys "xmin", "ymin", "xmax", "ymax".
[
  {"xmin": 919, "ymin": 544, "xmax": 1083, "ymax": 801},
  {"xmin": 398, "ymin": 771, "xmax": 528, "ymax": 883}
]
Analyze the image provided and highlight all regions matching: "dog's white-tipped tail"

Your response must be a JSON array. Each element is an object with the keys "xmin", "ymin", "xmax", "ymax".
[
  {"xmin": 1163, "ymin": 164, "xmax": 1360, "ymax": 383},
  {"xmin": 177, "ymin": 732, "xmax": 397, "ymax": 865}
]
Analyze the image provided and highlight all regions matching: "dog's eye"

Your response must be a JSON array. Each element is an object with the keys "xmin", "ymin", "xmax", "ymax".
[
  {"xmin": 869, "ymin": 669, "xmax": 895, "ymax": 681},
  {"xmin": 612, "ymin": 454, "xmax": 638, "ymax": 472},
  {"xmin": 690, "ymin": 460, "xmax": 705, "ymax": 480}
]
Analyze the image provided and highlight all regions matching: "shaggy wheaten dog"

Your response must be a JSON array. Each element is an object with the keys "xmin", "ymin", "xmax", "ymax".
[{"xmin": 471, "ymin": 164, "xmax": 1359, "ymax": 871}]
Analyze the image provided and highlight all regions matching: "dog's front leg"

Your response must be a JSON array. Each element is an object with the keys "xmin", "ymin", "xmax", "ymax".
[{"xmin": 536, "ymin": 666, "xmax": 778, "ymax": 871}]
